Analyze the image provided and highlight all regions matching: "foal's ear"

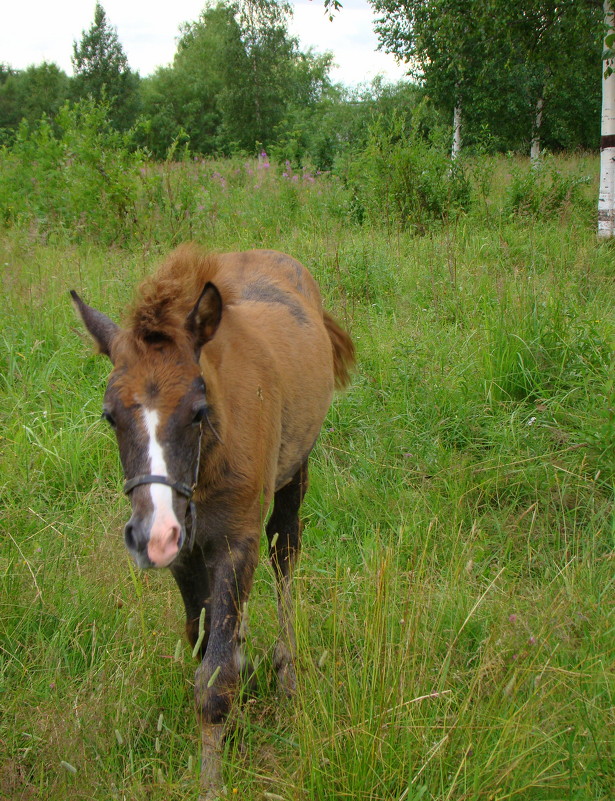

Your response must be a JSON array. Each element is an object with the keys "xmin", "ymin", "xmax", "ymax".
[
  {"xmin": 186, "ymin": 282, "xmax": 223, "ymax": 351},
  {"xmin": 70, "ymin": 290, "xmax": 119, "ymax": 361}
]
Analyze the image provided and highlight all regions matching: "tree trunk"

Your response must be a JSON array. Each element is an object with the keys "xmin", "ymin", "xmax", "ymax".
[
  {"xmin": 530, "ymin": 96, "xmax": 544, "ymax": 164},
  {"xmin": 451, "ymin": 101, "xmax": 462, "ymax": 160},
  {"xmin": 599, "ymin": 0, "xmax": 615, "ymax": 238}
]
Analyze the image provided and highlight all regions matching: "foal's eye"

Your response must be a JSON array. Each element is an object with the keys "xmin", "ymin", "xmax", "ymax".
[
  {"xmin": 101, "ymin": 410, "xmax": 116, "ymax": 428},
  {"xmin": 192, "ymin": 405, "xmax": 207, "ymax": 427}
]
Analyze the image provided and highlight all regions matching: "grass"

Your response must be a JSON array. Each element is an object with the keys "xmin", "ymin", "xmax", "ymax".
[{"xmin": 0, "ymin": 151, "xmax": 613, "ymax": 800}]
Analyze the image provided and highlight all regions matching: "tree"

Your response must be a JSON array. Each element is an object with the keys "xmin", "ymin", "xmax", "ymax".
[
  {"xmin": 370, "ymin": 0, "xmax": 603, "ymax": 156},
  {"xmin": 371, "ymin": 0, "xmax": 499, "ymax": 157},
  {"xmin": 72, "ymin": 3, "xmax": 139, "ymax": 130},
  {"xmin": 139, "ymin": 2, "xmax": 235, "ymax": 156},
  {"xmin": 496, "ymin": 1, "xmax": 602, "ymax": 160},
  {"xmin": 138, "ymin": 0, "xmax": 333, "ymax": 157},
  {"xmin": 0, "ymin": 63, "xmax": 70, "ymax": 141},
  {"xmin": 218, "ymin": 0, "xmax": 330, "ymax": 150}
]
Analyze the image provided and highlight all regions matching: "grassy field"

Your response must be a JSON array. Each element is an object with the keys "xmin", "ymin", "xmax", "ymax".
[{"xmin": 0, "ymin": 152, "xmax": 613, "ymax": 800}]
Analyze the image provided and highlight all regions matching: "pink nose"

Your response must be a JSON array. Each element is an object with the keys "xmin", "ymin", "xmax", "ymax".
[{"xmin": 147, "ymin": 524, "xmax": 181, "ymax": 567}]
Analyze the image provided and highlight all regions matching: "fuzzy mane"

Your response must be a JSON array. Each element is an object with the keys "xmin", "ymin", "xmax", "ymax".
[{"xmin": 127, "ymin": 244, "xmax": 235, "ymax": 343}]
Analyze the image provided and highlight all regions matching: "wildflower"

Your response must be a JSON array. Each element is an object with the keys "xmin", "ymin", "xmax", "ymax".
[{"xmin": 508, "ymin": 614, "xmax": 517, "ymax": 623}]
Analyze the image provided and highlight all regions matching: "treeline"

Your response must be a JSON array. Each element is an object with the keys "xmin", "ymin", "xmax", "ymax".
[
  {"xmin": 1, "ymin": 0, "xmax": 405, "ymax": 168},
  {"xmin": 0, "ymin": 1, "xmax": 605, "ymax": 167}
]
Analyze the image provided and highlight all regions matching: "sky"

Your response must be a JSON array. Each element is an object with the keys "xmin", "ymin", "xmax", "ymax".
[{"xmin": 1, "ymin": 0, "xmax": 408, "ymax": 87}]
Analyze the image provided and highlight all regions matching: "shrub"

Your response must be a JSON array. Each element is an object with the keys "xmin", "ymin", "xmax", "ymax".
[
  {"xmin": 504, "ymin": 155, "xmax": 592, "ymax": 221},
  {"xmin": 0, "ymin": 98, "xmax": 144, "ymax": 243},
  {"xmin": 344, "ymin": 111, "xmax": 471, "ymax": 232}
]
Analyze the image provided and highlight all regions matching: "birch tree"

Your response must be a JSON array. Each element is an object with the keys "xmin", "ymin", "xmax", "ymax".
[
  {"xmin": 370, "ymin": 0, "xmax": 602, "ymax": 156},
  {"xmin": 497, "ymin": 1, "xmax": 602, "ymax": 162},
  {"xmin": 599, "ymin": 0, "xmax": 615, "ymax": 238},
  {"xmin": 371, "ymin": 0, "xmax": 489, "ymax": 159}
]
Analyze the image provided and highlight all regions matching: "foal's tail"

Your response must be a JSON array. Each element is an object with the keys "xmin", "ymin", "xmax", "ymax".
[{"xmin": 323, "ymin": 310, "xmax": 356, "ymax": 390}]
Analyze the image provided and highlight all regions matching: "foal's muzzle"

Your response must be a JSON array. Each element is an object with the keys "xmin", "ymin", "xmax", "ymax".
[{"xmin": 123, "ymin": 474, "xmax": 197, "ymax": 567}]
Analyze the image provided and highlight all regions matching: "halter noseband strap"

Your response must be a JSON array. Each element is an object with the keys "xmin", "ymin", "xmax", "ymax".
[{"xmin": 123, "ymin": 474, "xmax": 194, "ymax": 498}]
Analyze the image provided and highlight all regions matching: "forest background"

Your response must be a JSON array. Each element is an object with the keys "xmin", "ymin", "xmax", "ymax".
[{"xmin": 0, "ymin": 0, "xmax": 607, "ymax": 164}]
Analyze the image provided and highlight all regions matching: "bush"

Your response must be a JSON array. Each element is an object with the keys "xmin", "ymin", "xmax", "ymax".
[
  {"xmin": 504, "ymin": 155, "xmax": 592, "ymax": 221},
  {"xmin": 344, "ymin": 110, "xmax": 472, "ymax": 232},
  {"xmin": 0, "ymin": 98, "xmax": 144, "ymax": 243}
]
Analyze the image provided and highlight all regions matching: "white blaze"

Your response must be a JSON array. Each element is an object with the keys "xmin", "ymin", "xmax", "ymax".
[{"xmin": 143, "ymin": 408, "xmax": 176, "ymax": 524}]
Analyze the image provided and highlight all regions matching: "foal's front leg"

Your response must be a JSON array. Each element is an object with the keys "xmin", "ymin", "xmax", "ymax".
[{"xmin": 195, "ymin": 535, "xmax": 258, "ymax": 800}]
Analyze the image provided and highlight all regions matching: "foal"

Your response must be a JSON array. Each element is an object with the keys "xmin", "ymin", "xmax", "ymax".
[{"xmin": 72, "ymin": 245, "xmax": 354, "ymax": 798}]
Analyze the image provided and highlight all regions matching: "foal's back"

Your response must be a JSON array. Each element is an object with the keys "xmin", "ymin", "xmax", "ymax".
[{"xmin": 202, "ymin": 249, "xmax": 336, "ymax": 498}]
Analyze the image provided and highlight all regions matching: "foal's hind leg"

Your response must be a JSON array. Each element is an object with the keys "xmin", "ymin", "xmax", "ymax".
[{"xmin": 266, "ymin": 459, "xmax": 308, "ymax": 695}]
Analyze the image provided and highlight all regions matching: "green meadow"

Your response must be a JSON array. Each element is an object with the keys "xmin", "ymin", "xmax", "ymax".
[{"xmin": 0, "ymin": 148, "xmax": 613, "ymax": 801}]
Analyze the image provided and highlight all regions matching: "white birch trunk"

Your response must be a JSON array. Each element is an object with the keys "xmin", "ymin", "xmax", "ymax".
[
  {"xmin": 598, "ymin": 0, "xmax": 615, "ymax": 238},
  {"xmin": 451, "ymin": 102, "xmax": 462, "ymax": 160},
  {"xmin": 530, "ymin": 96, "xmax": 544, "ymax": 164}
]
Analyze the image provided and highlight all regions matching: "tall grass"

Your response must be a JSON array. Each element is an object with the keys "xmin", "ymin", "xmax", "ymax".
[{"xmin": 0, "ymin": 149, "xmax": 613, "ymax": 800}]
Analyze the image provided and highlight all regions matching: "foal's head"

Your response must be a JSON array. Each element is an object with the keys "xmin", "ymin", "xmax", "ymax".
[{"xmin": 71, "ymin": 283, "xmax": 222, "ymax": 568}]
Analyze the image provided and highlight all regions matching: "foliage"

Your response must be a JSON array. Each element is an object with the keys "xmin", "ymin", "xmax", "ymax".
[
  {"xmin": 0, "ymin": 63, "xmax": 70, "ymax": 143},
  {"xmin": 271, "ymin": 78, "xmax": 428, "ymax": 171},
  {"xmin": 0, "ymin": 99, "xmax": 144, "ymax": 243},
  {"xmin": 72, "ymin": 2, "xmax": 140, "ymax": 131},
  {"xmin": 370, "ymin": 0, "xmax": 604, "ymax": 153},
  {"xmin": 345, "ymin": 108, "xmax": 471, "ymax": 231},
  {"xmin": 0, "ymin": 1, "xmax": 607, "ymax": 158},
  {"xmin": 504, "ymin": 155, "xmax": 593, "ymax": 220},
  {"xmin": 137, "ymin": 0, "xmax": 332, "ymax": 158}
]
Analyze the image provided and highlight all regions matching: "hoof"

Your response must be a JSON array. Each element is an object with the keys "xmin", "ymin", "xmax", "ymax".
[
  {"xmin": 200, "ymin": 723, "xmax": 224, "ymax": 800},
  {"xmin": 198, "ymin": 789, "xmax": 226, "ymax": 801}
]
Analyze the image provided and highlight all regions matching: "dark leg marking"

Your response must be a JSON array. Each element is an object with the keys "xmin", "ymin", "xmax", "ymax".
[
  {"xmin": 193, "ymin": 536, "xmax": 259, "ymax": 796},
  {"xmin": 266, "ymin": 459, "xmax": 308, "ymax": 695},
  {"xmin": 170, "ymin": 547, "xmax": 212, "ymax": 660}
]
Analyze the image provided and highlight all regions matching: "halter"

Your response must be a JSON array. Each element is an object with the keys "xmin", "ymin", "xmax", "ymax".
[{"xmin": 123, "ymin": 424, "xmax": 203, "ymax": 552}]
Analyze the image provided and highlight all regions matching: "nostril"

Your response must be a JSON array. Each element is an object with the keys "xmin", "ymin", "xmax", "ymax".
[
  {"xmin": 170, "ymin": 524, "xmax": 181, "ymax": 549},
  {"xmin": 124, "ymin": 521, "xmax": 137, "ymax": 551}
]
